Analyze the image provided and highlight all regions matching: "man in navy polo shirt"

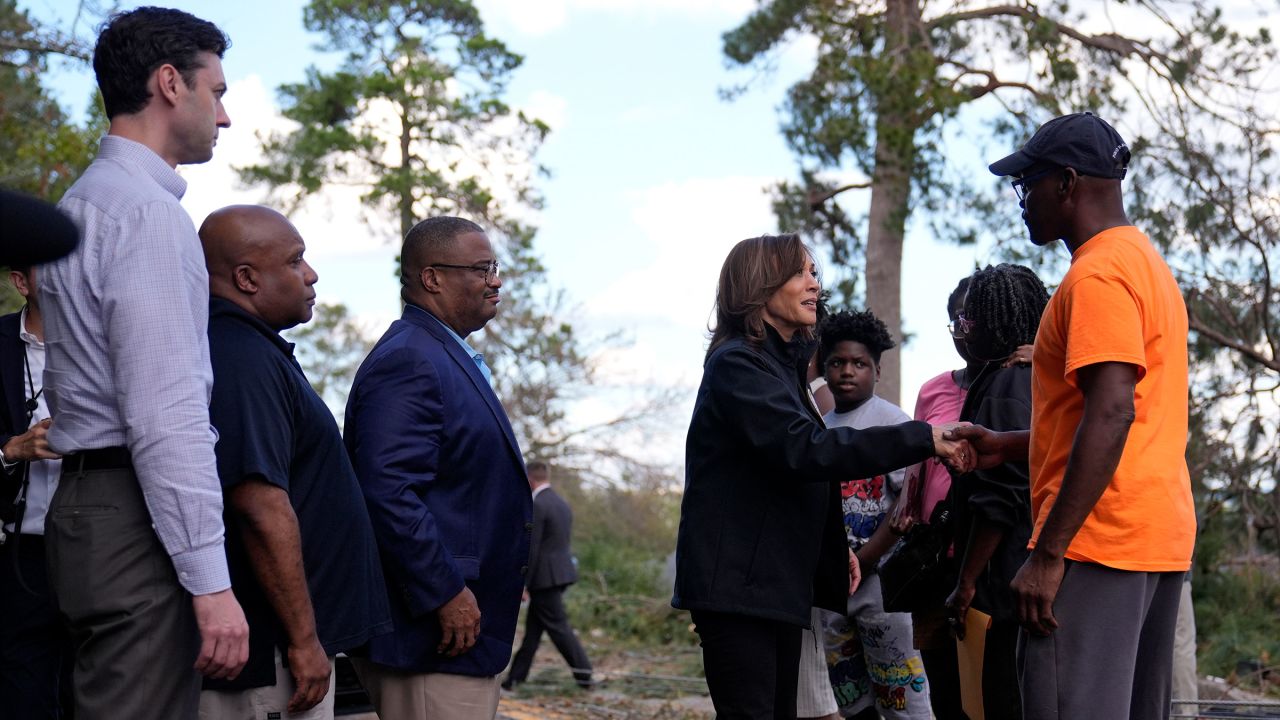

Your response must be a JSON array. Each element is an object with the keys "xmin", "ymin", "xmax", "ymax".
[{"xmin": 196, "ymin": 205, "xmax": 392, "ymax": 719}]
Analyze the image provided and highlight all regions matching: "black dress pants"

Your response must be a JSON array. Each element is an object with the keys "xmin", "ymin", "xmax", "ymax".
[
  {"xmin": 691, "ymin": 609, "xmax": 803, "ymax": 720},
  {"xmin": 507, "ymin": 586, "xmax": 593, "ymax": 686},
  {"xmin": 0, "ymin": 535, "xmax": 72, "ymax": 720}
]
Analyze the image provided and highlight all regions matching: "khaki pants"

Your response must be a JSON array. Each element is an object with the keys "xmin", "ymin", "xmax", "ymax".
[
  {"xmin": 199, "ymin": 649, "xmax": 337, "ymax": 720},
  {"xmin": 350, "ymin": 658, "xmax": 500, "ymax": 720}
]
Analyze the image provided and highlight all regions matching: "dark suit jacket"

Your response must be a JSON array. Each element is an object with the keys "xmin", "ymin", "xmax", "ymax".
[
  {"xmin": 528, "ymin": 487, "xmax": 577, "ymax": 591},
  {"xmin": 344, "ymin": 304, "xmax": 532, "ymax": 676},
  {"xmin": 0, "ymin": 312, "xmax": 32, "ymax": 524}
]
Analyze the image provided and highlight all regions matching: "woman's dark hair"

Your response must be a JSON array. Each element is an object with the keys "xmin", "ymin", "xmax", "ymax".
[
  {"xmin": 947, "ymin": 276, "xmax": 971, "ymax": 320},
  {"xmin": 964, "ymin": 264, "xmax": 1049, "ymax": 357},
  {"xmin": 707, "ymin": 233, "xmax": 813, "ymax": 359},
  {"xmin": 818, "ymin": 309, "xmax": 896, "ymax": 366},
  {"xmin": 93, "ymin": 7, "xmax": 230, "ymax": 118}
]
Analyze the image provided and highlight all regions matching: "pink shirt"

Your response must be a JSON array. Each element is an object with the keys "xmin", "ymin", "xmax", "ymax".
[{"xmin": 907, "ymin": 371, "xmax": 966, "ymax": 522}]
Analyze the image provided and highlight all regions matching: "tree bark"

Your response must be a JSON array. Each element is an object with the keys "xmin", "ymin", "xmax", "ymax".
[
  {"xmin": 865, "ymin": 127, "xmax": 913, "ymax": 405},
  {"xmin": 864, "ymin": 0, "xmax": 926, "ymax": 405}
]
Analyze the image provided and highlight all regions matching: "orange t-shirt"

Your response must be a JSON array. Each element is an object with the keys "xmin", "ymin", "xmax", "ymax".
[{"xmin": 1029, "ymin": 226, "xmax": 1195, "ymax": 571}]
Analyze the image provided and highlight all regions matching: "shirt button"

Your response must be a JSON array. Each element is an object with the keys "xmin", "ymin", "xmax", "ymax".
[
  {"xmin": 520, "ymin": 565, "xmax": 528, "ymax": 576},
  {"xmin": 524, "ymin": 522, "xmax": 533, "ymax": 532}
]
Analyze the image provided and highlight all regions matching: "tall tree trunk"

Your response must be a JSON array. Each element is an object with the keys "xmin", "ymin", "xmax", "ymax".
[
  {"xmin": 399, "ymin": 110, "xmax": 413, "ymax": 241},
  {"xmin": 865, "ymin": 0, "xmax": 924, "ymax": 405},
  {"xmin": 865, "ymin": 131, "xmax": 913, "ymax": 405}
]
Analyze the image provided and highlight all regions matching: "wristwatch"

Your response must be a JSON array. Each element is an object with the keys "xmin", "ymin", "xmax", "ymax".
[{"xmin": 0, "ymin": 443, "xmax": 18, "ymax": 472}]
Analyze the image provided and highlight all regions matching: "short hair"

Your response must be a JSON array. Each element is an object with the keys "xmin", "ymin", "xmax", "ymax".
[
  {"xmin": 964, "ymin": 264, "xmax": 1049, "ymax": 356},
  {"xmin": 708, "ymin": 233, "xmax": 813, "ymax": 359},
  {"xmin": 818, "ymin": 309, "xmax": 896, "ymax": 366},
  {"xmin": 400, "ymin": 216, "xmax": 485, "ymax": 300},
  {"xmin": 526, "ymin": 461, "xmax": 549, "ymax": 474},
  {"xmin": 93, "ymin": 7, "xmax": 229, "ymax": 118}
]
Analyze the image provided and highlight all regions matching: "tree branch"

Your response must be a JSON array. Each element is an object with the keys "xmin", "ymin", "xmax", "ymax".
[
  {"xmin": 1189, "ymin": 311, "xmax": 1280, "ymax": 372},
  {"xmin": 807, "ymin": 181, "xmax": 871, "ymax": 209}
]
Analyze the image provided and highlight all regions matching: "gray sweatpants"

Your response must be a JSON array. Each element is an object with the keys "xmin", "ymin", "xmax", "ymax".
[{"xmin": 1018, "ymin": 561, "xmax": 1185, "ymax": 720}]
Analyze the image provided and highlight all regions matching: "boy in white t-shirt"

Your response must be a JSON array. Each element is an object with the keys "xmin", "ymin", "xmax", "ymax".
[{"xmin": 813, "ymin": 309, "xmax": 931, "ymax": 719}]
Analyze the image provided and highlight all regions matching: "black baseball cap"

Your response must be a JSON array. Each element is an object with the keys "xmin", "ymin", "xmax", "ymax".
[{"xmin": 989, "ymin": 112, "xmax": 1130, "ymax": 179}]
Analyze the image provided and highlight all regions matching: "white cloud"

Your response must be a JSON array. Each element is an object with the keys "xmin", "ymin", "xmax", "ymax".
[
  {"xmin": 477, "ymin": 0, "xmax": 754, "ymax": 36},
  {"xmin": 523, "ymin": 90, "xmax": 570, "ymax": 131},
  {"xmin": 589, "ymin": 175, "xmax": 778, "ymax": 325}
]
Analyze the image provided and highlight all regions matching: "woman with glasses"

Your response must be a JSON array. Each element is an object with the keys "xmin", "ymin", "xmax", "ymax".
[
  {"xmin": 889, "ymin": 276, "xmax": 984, "ymax": 720},
  {"xmin": 944, "ymin": 263, "xmax": 1049, "ymax": 720},
  {"xmin": 672, "ymin": 233, "xmax": 973, "ymax": 720}
]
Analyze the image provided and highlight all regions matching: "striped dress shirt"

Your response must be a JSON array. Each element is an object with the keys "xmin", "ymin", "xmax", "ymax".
[{"xmin": 42, "ymin": 135, "xmax": 229, "ymax": 595}]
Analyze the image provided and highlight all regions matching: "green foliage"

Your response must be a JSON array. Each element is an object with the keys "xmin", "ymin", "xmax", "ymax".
[
  {"xmin": 0, "ymin": 0, "xmax": 102, "ymax": 201},
  {"xmin": 239, "ymin": 0, "xmax": 547, "ymax": 242},
  {"xmin": 557, "ymin": 470, "xmax": 695, "ymax": 647}
]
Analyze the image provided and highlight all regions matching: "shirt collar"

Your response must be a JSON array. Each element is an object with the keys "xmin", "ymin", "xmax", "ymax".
[
  {"xmin": 413, "ymin": 306, "xmax": 492, "ymax": 384},
  {"xmin": 209, "ymin": 297, "xmax": 297, "ymax": 360},
  {"xmin": 98, "ymin": 135, "xmax": 188, "ymax": 201},
  {"xmin": 18, "ymin": 306, "xmax": 41, "ymax": 349},
  {"xmin": 532, "ymin": 483, "xmax": 550, "ymax": 500}
]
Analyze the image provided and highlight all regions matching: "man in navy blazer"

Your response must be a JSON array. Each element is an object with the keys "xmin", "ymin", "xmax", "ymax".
[{"xmin": 345, "ymin": 216, "xmax": 532, "ymax": 720}]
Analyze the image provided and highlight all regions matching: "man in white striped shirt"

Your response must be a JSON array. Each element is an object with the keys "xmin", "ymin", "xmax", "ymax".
[{"xmin": 39, "ymin": 7, "xmax": 248, "ymax": 718}]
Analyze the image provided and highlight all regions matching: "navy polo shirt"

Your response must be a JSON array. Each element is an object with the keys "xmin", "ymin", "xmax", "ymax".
[{"xmin": 204, "ymin": 297, "xmax": 392, "ymax": 690}]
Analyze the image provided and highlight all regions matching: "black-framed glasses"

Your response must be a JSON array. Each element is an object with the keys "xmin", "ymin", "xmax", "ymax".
[
  {"xmin": 1011, "ymin": 166, "xmax": 1060, "ymax": 202},
  {"xmin": 429, "ymin": 260, "xmax": 500, "ymax": 284},
  {"xmin": 947, "ymin": 313, "xmax": 975, "ymax": 339}
]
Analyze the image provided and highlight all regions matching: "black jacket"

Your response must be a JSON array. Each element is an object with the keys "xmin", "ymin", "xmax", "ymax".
[
  {"xmin": 672, "ymin": 326, "xmax": 935, "ymax": 627},
  {"xmin": 0, "ymin": 311, "xmax": 32, "ymax": 524},
  {"xmin": 527, "ymin": 487, "xmax": 578, "ymax": 591},
  {"xmin": 955, "ymin": 363, "xmax": 1033, "ymax": 622}
]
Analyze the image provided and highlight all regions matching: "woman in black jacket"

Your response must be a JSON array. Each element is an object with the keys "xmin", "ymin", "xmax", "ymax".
[
  {"xmin": 672, "ymin": 234, "xmax": 971, "ymax": 720},
  {"xmin": 943, "ymin": 263, "xmax": 1049, "ymax": 720}
]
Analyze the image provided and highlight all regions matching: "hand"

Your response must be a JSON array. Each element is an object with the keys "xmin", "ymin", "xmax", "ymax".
[
  {"xmin": 887, "ymin": 487, "xmax": 914, "ymax": 536},
  {"xmin": 1003, "ymin": 344, "xmax": 1034, "ymax": 368},
  {"xmin": 3, "ymin": 419, "xmax": 60, "ymax": 462},
  {"xmin": 932, "ymin": 422, "xmax": 975, "ymax": 473},
  {"xmin": 438, "ymin": 586, "xmax": 482, "ymax": 657},
  {"xmin": 944, "ymin": 582, "xmax": 976, "ymax": 640},
  {"xmin": 522, "ymin": 588, "xmax": 530, "ymax": 603},
  {"xmin": 942, "ymin": 424, "xmax": 1006, "ymax": 470},
  {"xmin": 192, "ymin": 589, "xmax": 250, "ymax": 680},
  {"xmin": 285, "ymin": 636, "xmax": 331, "ymax": 712},
  {"xmin": 1010, "ymin": 550, "xmax": 1065, "ymax": 637},
  {"xmin": 848, "ymin": 548, "xmax": 862, "ymax": 596}
]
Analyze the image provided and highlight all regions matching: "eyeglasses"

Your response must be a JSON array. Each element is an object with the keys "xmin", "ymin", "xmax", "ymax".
[
  {"xmin": 1011, "ymin": 167, "xmax": 1060, "ymax": 202},
  {"xmin": 429, "ymin": 260, "xmax": 500, "ymax": 284},
  {"xmin": 947, "ymin": 314, "xmax": 975, "ymax": 339}
]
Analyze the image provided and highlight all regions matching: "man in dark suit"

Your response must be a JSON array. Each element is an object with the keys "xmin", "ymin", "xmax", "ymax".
[
  {"xmin": 503, "ymin": 461, "xmax": 594, "ymax": 690},
  {"xmin": 0, "ymin": 266, "xmax": 71, "ymax": 719},
  {"xmin": 345, "ymin": 216, "xmax": 532, "ymax": 720}
]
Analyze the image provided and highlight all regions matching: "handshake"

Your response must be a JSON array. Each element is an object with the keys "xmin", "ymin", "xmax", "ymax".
[
  {"xmin": 930, "ymin": 423, "xmax": 1018, "ymax": 475},
  {"xmin": 931, "ymin": 422, "xmax": 978, "ymax": 474}
]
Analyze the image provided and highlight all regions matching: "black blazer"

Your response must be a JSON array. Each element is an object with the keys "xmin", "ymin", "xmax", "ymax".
[
  {"xmin": 527, "ymin": 487, "xmax": 578, "ymax": 590},
  {"xmin": 0, "ymin": 311, "xmax": 32, "ymax": 523},
  {"xmin": 673, "ymin": 325, "xmax": 936, "ymax": 627}
]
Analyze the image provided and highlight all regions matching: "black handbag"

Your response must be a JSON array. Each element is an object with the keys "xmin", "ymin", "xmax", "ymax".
[{"xmin": 877, "ymin": 499, "xmax": 955, "ymax": 613}]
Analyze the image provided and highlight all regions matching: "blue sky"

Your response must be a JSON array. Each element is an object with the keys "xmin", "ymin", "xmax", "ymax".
[{"xmin": 27, "ymin": 0, "xmax": 1053, "ymax": 470}]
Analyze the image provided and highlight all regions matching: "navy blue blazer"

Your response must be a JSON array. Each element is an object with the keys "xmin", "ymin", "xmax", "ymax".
[
  {"xmin": 0, "ymin": 312, "xmax": 32, "ymax": 523},
  {"xmin": 344, "ymin": 304, "xmax": 532, "ymax": 676}
]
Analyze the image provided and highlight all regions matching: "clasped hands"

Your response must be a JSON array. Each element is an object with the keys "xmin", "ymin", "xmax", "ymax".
[{"xmin": 932, "ymin": 421, "xmax": 977, "ymax": 474}]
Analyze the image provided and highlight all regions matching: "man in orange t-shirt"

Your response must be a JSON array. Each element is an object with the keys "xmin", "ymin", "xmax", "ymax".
[{"xmin": 953, "ymin": 112, "xmax": 1194, "ymax": 720}]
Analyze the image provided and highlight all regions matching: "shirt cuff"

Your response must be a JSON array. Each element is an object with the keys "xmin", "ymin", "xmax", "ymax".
[{"xmin": 170, "ymin": 542, "xmax": 232, "ymax": 596}]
